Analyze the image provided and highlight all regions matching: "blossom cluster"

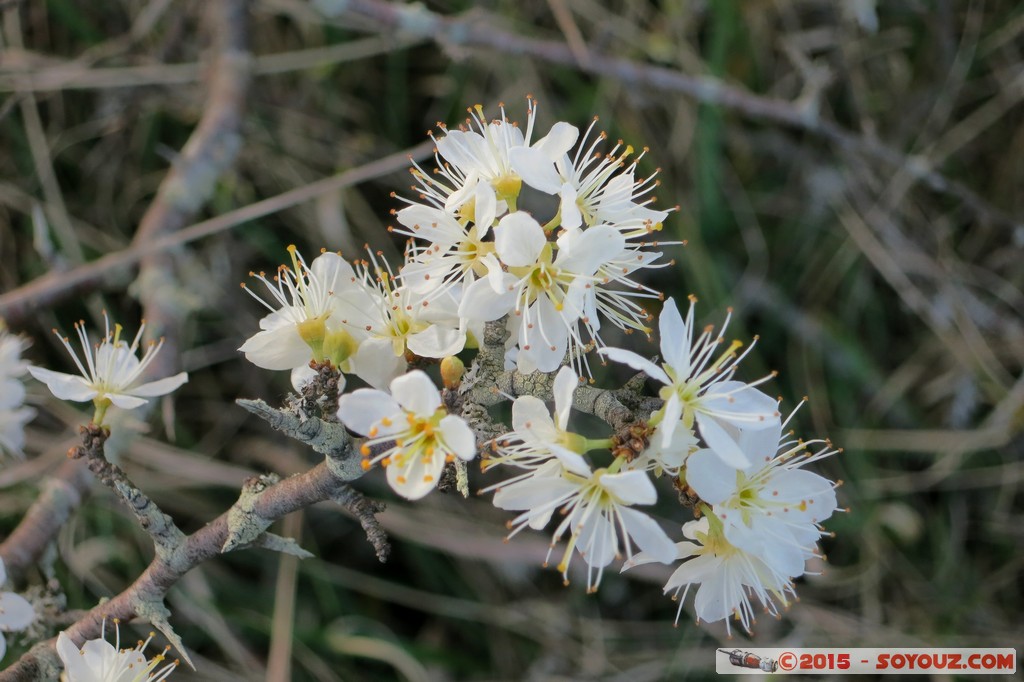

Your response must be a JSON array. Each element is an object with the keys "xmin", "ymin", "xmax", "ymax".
[{"xmin": 14, "ymin": 101, "xmax": 841, "ymax": 676}]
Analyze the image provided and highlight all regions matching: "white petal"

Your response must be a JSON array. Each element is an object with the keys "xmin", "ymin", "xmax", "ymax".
[
  {"xmin": 56, "ymin": 632, "xmax": 89, "ymax": 678},
  {"xmin": 555, "ymin": 225, "xmax": 624, "ymax": 276},
  {"xmin": 310, "ymin": 251, "xmax": 356, "ymax": 292},
  {"xmin": 509, "ymin": 146, "xmax": 562, "ymax": 194},
  {"xmin": 389, "ymin": 370, "xmax": 441, "ymax": 416},
  {"xmin": 623, "ymin": 540, "xmax": 699, "ymax": 571},
  {"xmin": 552, "ymin": 366, "xmax": 578, "ymax": 431},
  {"xmin": 0, "ymin": 592, "xmax": 34, "ymax": 630},
  {"xmin": 619, "ymin": 507, "xmax": 677, "ymax": 564},
  {"xmin": 386, "ymin": 449, "xmax": 444, "ymax": 500},
  {"xmin": 474, "ymin": 180, "xmax": 497, "ymax": 233},
  {"xmin": 658, "ymin": 298, "xmax": 691, "ymax": 374},
  {"xmin": 597, "ymin": 347, "xmax": 670, "ymax": 385},
  {"xmin": 440, "ymin": 415, "xmax": 477, "ymax": 461},
  {"xmin": 696, "ymin": 414, "xmax": 751, "ymax": 468},
  {"xmin": 337, "ymin": 388, "xmax": 401, "ymax": 435},
  {"xmin": 511, "ymin": 396, "xmax": 557, "ymax": 437},
  {"xmin": 0, "ymin": 558, "xmax": 5, "ymax": 585},
  {"xmin": 27, "ymin": 366, "xmax": 97, "ymax": 402},
  {"xmin": 548, "ymin": 445, "xmax": 592, "ymax": 476},
  {"xmin": 768, "ymin": 469, "xmax": 838, "ymax": 524},
  {"xmin": 659, "ymin": 393, "xmax": 684, "ymax": 447},
  {"xmin": 129, "ymin": 372, "xmax": 188, "ymax": 397},
  {"xmin": 684, "ymin": 448, "xmax": 739, "ymax": 505},
  {"xmin": 458, "ymin": 276, "xmax": 516, "ymax": 322},
  {"xmin": 600, "ymin": 470, "xmax": 657, "ymax": 505},
  {"xmin": 407, "ymin": 324, "xmax": 465, "ymax": 359},
  {"xmin": 533, "ymin": 122, "xmax": 578, "ymax": 159},
  {"xmin": 105, "ymin": 393, "xmax": 149, "ymax": 409},
  {"xmin": 701, "ymin": 383, "xmax": 780, "ymax": 428},
  {"xmin": 559, "ymin": 183, "xmax": 582, "ymax": 230},
  {"xmin": 494, "ymin": 212, "xmax": 546, "ymax": 267},
  {"xmin": 238, "ymin": 326, "xmax": 312, "ymax": 370},
  {"xmin": 351, "ymin": 338, "xmax": 407, "ymax": 390},
  {"xmin": 493, "ymin": 472, "xmax": 577, "ymax": 513},
  {"xmin": 520, "ymin": 297, "xmax": 569, "ymax": 373}
]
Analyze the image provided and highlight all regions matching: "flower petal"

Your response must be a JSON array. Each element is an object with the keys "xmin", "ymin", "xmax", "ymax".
[
  {"xmin": 440, "ymin": 415, "xmax": 477, "ymax": 461},
  {"xmin": 619, "ymin": 506, "xmax": 677, "ymax": 564},
  {"xmin": 389, "ymin": 370, "xmax": 441, "ymax": 416},
  {"xmin": 407, "ymin": 323, "xmax": 465, "ymax": 359},
  {"xmin": 105, "ymin": 393, "xmax": 149, "ymax": 409},
  {"xmin": 386, "ymin": 449, "xmax": 444, "ymax": 500},
  {"xmin": 337, "ymin": 388, "xmax": 401, "ymax": 435},
  {"xmin": 129, "ymin": 372, "xmax": 188, "ymax": 397},
  {"xmin": 684, "ymin": 448, "xmax": 738, "ymax": 505},
  {"xmin": 600, "ymin": 470, "xmax": 657, "ymax": 505},
  {"xmin": 494, "ymin": 212, "xmax": 546, "ymax": 267},
  {"xmin": 27, "ymin": 367, "xmax": 97, "ymax": 402},
  {"xmin": 658, "ymin": 298, "xmax": 691, "ymax": 374},
  {"xmin": 552, "ymin": 365, "xmax": 578, "ymax": 431},
  {"xmin": 695, "ymin": 414, "xmax": 750, "ymax": 469},
  {"xmin": 509, "ymin": 146, "xmax": 562, "ymax": 194},
  {"xmin": 533, "ymin": 121, "xmax": 578, "ymax": 159},
  {"xmin": 597, "ymin": 347, "xmax": 670, "ymax": 385},
  {"xmin": 351, "ymin": 338, "xmax": 407, "ymax": 390},
  {"xmin": 238, "ymin": 326, "xmax": 312, "ymax": 370},
  {"xmin": 0, "ymin": 592, "xmax": 34, "ymax": 630},
  {"xmin": 458, "ymin": 276, "xmax": 516, "ymax": 322}
]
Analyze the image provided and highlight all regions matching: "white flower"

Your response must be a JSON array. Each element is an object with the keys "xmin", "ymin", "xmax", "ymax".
[
  {"xmin": 409, "ymin": 99, "xmax": 577, "ymax": 216},
  {"xmin": 337, "ymin": 370, "xmax": 477, "ymax": 500},
  {"xmin": 483, "ymin": 367, "xmax": 675, "ymax": 592},
  {"xmin": 27, "ymin": 313, "xmax": 188, "ymax": 425},
  {"xmin": 0, "ymin": 558, "xmax": 35, "ymax": 662},
  {"xmin": 685, "ymin": 418, "xmax": 839, "ymax": 577},
  {"xmin": 599, "ymin": 296, "xmax": 780, "ymax": 469},
  {"xmin": 459, "ymin": 212, "xmax": 624, "ymax": 373},
  {"xmin": 57, "ymin": 620, "xmax": 177, "ymax": 681},
  {"xmin": 625, "ymin": 517, "xmax": 796, "ymax": 635},
  {"xmin": 0, "ymin": 323, "xmax": 35, "ymax": 458},
  {"xmin": 510, "ymin": 118, "xmax": 670, "ymax": 235},
  {"xmin": 239, "ymin": 246, "xmax": 359, "ymax": 371},
  {"xmin": 490, "ymin": 461, "xmax": 676, "ymax": 593}
]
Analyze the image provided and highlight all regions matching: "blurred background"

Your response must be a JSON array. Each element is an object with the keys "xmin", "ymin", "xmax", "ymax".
[{"xmin": 1, "ymin": 0, "xmax": 1022, "ymax": 679}]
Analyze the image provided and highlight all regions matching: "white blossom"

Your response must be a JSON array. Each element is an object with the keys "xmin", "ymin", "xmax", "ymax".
[
  {"xmin": 459, "ymin": 212, "xmax": 624, "ymax": 373},
  {"xmin": 57, "ymin": 620, "xmax": 176, "ymax": 681},
  {"xmin": 685, "ymin": 416, "xmax": 839, "ymax": 577},
  {"xmin": 625, "ymin": 517, "xmax": 796, "ymax": 635},
  {"xmin": 337, "ymin": 370, "xmax": 477, "ymax": 500},
  {"xmin": 238, "ymin": 246, "xmax": 358, "ymax": 371},
  {"xmin": 27, "ymin": 313, "xmax": 187, "ymax": 425},
  {"xmin": 599, "ymin": 296, "xmax": 780, "ymax": 469},
  {"xmin": 0, "ymin": 558, "xmax": 35, "ymax": 663},
  {"xmin": 483, "ymin": 368, "xmax": 675, "ymax": 592}
]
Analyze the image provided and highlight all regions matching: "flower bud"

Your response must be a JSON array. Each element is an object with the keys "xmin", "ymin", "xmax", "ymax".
[{"xmin": 440, "ymin": 355, "xmax": 465, "ymax": 389}]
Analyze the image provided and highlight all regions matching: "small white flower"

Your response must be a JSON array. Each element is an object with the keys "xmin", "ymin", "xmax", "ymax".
[
  {"xmin": 459, "ymin": 213, "xmax": 624, "ymax": 373},
  {"xmin": 57, "ymin": 620, "xmax": 177, "ymax": 681},
  {"xmin": 239, "ymin": 246, "xmax": 358, "ymax": 371},
  {"xmin": 409, "ymin": 98, "xmax": 577, "ymax": 216},
  {"xmin": 0, "ymin": 323, "xmax": 35, "ymax": 458},
  {"xmin": 0, "ymin": 558, "xmax": 35, "ymax": 662},
  {"xmin": 483, "ymin": 367, "xmax": 675, "ymax": 592},
  {"xmin": 27, "ymin": 313, "xmax": 187, "ymax": 425},
  {"xmin": 625, "ymin": 517, "xmax": 796, "ymax": 635},
  {"xmin": 491, "ymin": 462, "xmax": 676, "ymax": 593},
  {"xmin": 685, "ymin": 417, "xmax": 839, "ymax": 577},
  {"xmin": 599, "ymin": 296, "xmax": 780, "ymax": 468},
  {"xmin": 337, "ymin": 370, "xmax": 477, "ymax": 500}
]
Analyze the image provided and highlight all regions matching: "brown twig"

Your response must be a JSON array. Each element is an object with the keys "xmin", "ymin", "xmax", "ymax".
[
  {"xmin": 0, "ymin": 458, "xmax": 359, "ymax": 681},
  {"xmin": 131, "ymin": 0, "xmax": 251, "ymax": 378},
  {"xmin": 320, "ymin": 0, "xmax": 1021, "ymax": 232},
  {"xmin": 0, "ymin": 459, "xmax": 92, "ymax": 584}
]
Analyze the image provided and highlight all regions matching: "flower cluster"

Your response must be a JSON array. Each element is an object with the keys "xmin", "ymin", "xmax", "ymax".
[
  {"xmin": 603, "ymin": 298, "xmax": 839, "ymax": 633},
  {"xmin": 394, "ymin": 99, "xmax": 673, "ymax": 375},
  {"xmin": 0, "ymin": 321, "xmax": 35, "ymax": 459}
]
